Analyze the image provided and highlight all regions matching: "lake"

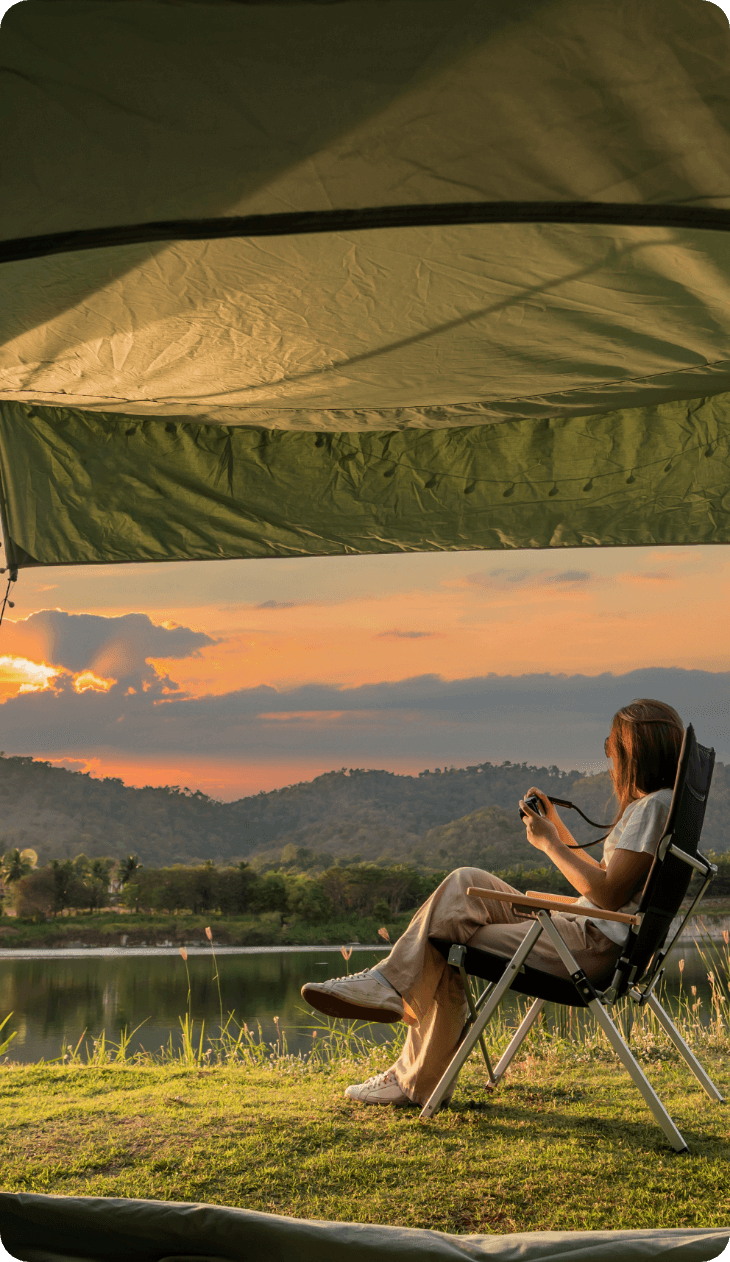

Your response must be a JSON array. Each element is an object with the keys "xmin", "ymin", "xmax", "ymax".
[{"xmin": 0, "ymin": 943, "xmax": 722, "ymax": 1064}]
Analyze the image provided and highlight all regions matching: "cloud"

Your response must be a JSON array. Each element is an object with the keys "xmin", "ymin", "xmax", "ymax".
[
  {"xmin": 1, "ymin": 665, "xmax": 728, "ymax": 772},
  {"xmin": 377, "ymin": 631, "xmax": 435, "ymax": 639},
  {"xmin": 465, "ymin": 568, "xmax": 593, "ymax": 591},
  {"xmin": 255, "ymin": 600, "xmax": 298, "ymax": 610},
  {"xmin": 618, "ymin": 571, "xmax": 676, "ymax": 584},
  {"xmin": 544, "ymin": 570, "xmax": 592, "ymax": 585},
  {"xmin": 5, "ymin": 611, "xmax": 215, "ymax": 686},
  {"xmin": 46, "ymin": 757, "xmax": 98, "ymax": 774}
]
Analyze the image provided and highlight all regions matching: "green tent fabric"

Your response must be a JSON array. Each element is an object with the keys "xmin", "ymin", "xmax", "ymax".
[
  {"xmin": 3, "ymin": 0, "xmax": 730, "ymax": 565},
  {"xmin": 0, "ymin": 1194, "xmax": 728, "ymax": 1262},
  {"xmin": 2, "ymin": 395, "xmax": 730, "ymax": 566}
]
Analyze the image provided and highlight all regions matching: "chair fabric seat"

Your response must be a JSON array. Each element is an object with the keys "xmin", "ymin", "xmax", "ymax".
[{"xmin": 429, "ymin": 937, "xmax": 614, "ymax": 1007}]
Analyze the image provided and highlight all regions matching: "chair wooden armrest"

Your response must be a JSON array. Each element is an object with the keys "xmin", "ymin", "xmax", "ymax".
[
  {"xmin": 466, "ymin": 886, "xmax": 639, "ymax": 926},
  {"xmin": 525, "ymin": 889, "xmax": 578, "ymax": 904}
]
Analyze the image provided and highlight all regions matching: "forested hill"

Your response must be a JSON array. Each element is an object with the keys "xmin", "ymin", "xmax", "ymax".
[{"xmin": 0, "ymin": 753, "xmax": 727, "ymax": 869}]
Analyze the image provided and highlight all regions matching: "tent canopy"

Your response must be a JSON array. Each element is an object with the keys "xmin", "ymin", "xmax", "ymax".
[
  {"xmin": 2, "ymin": 0, "xmax": 730, "ymax": 566},
  {"xmin": 1, "ymin": 1192, "xmax": 728, "ymax": 1262}
]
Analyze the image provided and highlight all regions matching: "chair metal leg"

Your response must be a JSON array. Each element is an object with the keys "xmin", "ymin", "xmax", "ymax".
[
  {"xmin": 586, "ymin": 997, "xmax": 688, "ymax": 1152},
  {"xmin": 644, "ymin": 993, "xmax": 725, "ymax": 1102},
  {"xmin": 460, "ymin": 965, "xmax": 495, "ymax": 1082},
  {"xmin": 490, "ymin": 997, "xmax": 545, "ymax": 1085},
  {"xmin": 536, "ymin": 912, "xmax": 689, "ymax": 1152},
  {"xmin": 423, "ymin": 910, "xmax": 704, "ymax": 1150},
  {"xmin": 419, "ymin": 918, "xmax": 545, "ymax": 1120}
]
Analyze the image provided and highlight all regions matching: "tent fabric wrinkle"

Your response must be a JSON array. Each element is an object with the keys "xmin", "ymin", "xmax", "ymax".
[
  {"xmin": 1, "ymin": 395, "xmax": 729, "ymax": 566},
  {"xmin": 5, "ymin": 224, "xmax": 730, "ymax": 425},
  {"xmin": 3, "ymin": 0, "xmax": 730, "ymax": 242},
  {"xmin": 0, "ymin": 1193, "xmax": 728, "ymax": 1262},
  {"xmin": 2, "ymin": 0, "xmax": 730, "ymax": 567}
]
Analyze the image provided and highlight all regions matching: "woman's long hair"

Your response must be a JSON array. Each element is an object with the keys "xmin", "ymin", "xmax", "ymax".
[{"xmin": 608, "ymin": 698, "xmax": 684, "ymax": 822}]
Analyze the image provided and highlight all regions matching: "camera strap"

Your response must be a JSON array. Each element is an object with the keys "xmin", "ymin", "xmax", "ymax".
[{"xmin": 546, "ymin": 796, "xmax": 613, "ymax": 849}]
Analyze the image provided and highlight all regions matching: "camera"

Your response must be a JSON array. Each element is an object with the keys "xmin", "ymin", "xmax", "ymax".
[{"xmin": 518, "ymin": 793, "xmax": 545, "ymax": 821}]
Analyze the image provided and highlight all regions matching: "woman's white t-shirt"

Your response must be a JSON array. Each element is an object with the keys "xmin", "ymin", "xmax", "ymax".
[{"xmin": 571, "ymin": 787, "xmax": 673, "ymax": 945}]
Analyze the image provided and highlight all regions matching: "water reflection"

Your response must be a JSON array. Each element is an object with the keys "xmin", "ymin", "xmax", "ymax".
[{"xmin": 0, "ymin": 944, "xmax": 718, "ymax": 1064}]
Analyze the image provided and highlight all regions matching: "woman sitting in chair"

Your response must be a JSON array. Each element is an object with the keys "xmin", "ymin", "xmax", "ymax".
[{"xmin": 301, "ymin": 698, "xmax": 684, "ymax": 1107}]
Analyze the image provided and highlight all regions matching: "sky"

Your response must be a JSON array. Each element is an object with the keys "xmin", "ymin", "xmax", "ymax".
[{"xmin": 0, "ymin": 545, "xmax": 729, "ymax": 800}]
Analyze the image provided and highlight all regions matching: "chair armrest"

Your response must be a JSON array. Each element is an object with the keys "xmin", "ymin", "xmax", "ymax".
[
  {"xmin": 526, "ymin": 890, "xmax": 578, "ymax": 904},
  {"xmin": 466, "ymin": 886, "xmax": 639, "ymax": 925}
]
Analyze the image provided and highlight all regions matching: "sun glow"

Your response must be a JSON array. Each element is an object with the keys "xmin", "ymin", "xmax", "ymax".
[
  {"xmin": 73, "ymin": 671, "xmax": 117, "ymax": 694},
  {"xmin": 0, "ymin": 655, "xmax": 58, "ymax": 696}
]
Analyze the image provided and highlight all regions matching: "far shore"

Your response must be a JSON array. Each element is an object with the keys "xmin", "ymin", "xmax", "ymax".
[
  {"xmin": 0, "ymin": 901, "xmax": 728, "ymax": 951},
  {"xmin": 0, "ymin": 909, "xmax": 415, "ymax": 952}
]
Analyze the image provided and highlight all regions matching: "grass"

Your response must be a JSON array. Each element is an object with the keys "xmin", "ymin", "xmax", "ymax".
[
  {"xmin": 1, "ymin": 929, "xmax": 728, "ymax": 1233},
  {"xmin": 0, "ymin": 910, "xmax": 416, "ymax": 949},
  {"xmin": 1, "ymin": 898, "xmax": 729, "ymax": 950},
  {"xmin": 1, "ymin": 1052, "xmax": 728, "ymax": 1232}
]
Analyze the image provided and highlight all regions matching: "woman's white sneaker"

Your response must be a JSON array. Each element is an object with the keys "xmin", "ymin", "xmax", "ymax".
[
  {"xmin": 301, "ymin": 968, "xmax": 404, "ymax": 1022},
  {"xmin": 345, "ymin": 1069, "xmax": 411, "ymax": 1106}
]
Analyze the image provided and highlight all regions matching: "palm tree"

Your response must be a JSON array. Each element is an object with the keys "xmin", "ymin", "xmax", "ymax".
[
  {"xmin": 0, "ymin": 848, "xmax": 37, "ymax": 884},
  {"xmin": 118, "ymin": 854, "xmax": 143, "ymax": 885}
]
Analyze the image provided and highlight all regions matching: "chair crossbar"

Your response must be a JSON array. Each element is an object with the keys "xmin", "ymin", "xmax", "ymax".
[{"xmin": 490, "ymin": 996, "xmax": 545, "ymax": 1084}]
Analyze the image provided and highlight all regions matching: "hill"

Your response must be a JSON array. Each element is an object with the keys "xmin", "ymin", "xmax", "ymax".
[{"xmin": 0, "ymin": 752, "xmax": 727, "ymax": 870}]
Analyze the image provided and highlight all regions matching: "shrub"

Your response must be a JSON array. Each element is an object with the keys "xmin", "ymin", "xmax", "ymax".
[
  {"xmin": 286, "ymin": 875, "xmax": 334, "ymax": 923},
  {"xmin": 12, "ymin": 867, "xmax": 55, "ymax": 920},
  {"xmin": 248, "ymin": 871, "xmax": 288, "ymax": 915}
]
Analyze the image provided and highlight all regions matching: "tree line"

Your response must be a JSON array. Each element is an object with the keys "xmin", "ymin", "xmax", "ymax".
[{"xmin": 5, "ymin": 847, "xmax": 729, "ymax": 924}]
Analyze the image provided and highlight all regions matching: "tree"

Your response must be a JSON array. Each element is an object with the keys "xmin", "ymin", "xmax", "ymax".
[
  {"xmin": 248, "ymin": 872, "xmax": 288, "ymax": 915},
  {"xmin": 119, "ymin": 854, "xmax": 143, "ymax": 885},
  {"xmin": 1, "ymin": 847, "xmax": 37, "ymax": 884},
  {"xmin": 48, "ymin": 859, "xmax": 75, "ymax": 914},
  {"xmin": 12, "ymin": 868, "xmax": 55, "ymax": 921},
  {"xmin": 286, "ymin": 876, "xmax": 333, "ymax": 924}
]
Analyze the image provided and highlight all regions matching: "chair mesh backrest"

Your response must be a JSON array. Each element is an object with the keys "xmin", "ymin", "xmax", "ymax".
[{"xmin": 616, "ymin": 723, "xmax": 714, "ymax": 991}]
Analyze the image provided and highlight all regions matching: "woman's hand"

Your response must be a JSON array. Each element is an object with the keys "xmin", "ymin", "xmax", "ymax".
[
  {"xmin": 525, "ymin": 787, "xmax": 557, "ymax": 822},
  {"xmin": 519, "ymin": 799, "xmax": 559, "ymax": 853}
]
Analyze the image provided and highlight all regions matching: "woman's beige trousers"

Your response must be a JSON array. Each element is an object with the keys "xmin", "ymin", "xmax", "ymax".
[{"xmin": 376, "ymin": 867, "xmax": 621, "ymax": 1106}]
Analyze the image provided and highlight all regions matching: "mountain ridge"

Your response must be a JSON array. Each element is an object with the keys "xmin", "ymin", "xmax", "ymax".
[{"xmin": 0, "ymin": 753, "xmax": 727, "ymax": 869}]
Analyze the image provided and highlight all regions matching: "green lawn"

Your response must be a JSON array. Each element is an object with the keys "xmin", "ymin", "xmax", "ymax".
[
  {"xmin": 0, "ymin": 910, "xmax": 414, "ymax": 949},
  {"xmin": 1, "ymin": 898, "xmax": 728, "ymax": 950},
  {"xmin": 2, "ymin": 1052, "xmax": 728, "ymax": 1233}
]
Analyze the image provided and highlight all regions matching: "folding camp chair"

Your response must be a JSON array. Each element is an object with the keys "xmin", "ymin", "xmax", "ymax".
[{"xmin": 421, "ymin": 724, "xmax": 724, "ymax": 1151}]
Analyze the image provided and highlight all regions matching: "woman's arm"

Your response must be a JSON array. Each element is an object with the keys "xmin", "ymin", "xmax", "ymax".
[
  {"xmin": 524, "ymin": 786, "xmax": 603, "ymax": 870},
  {"xmin": 519, "ymin": 798, "xmax": 652, "ymax": 912}
]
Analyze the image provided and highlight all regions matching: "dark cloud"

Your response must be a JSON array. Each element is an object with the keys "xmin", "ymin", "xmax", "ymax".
[
  {"xmin": 466, "ymin": 568, "xmax": 593, "ymax": 590},
  {"xmin": 545, "ymin": 570, "xmax": 592, "ymax": 584},
  {"xmin": 256, "ymin": 601, "xmax": 298, "ymax": 610},
  {"xmin": 1, "ymin": 666, "xmax": 728, "ymax": 770},
  {"xmin": 18, "ymin": 610, "xmax": 215, "ymax": 684},
  {"xmin": 377, "ymin": 631, "xmax": 435, "ymax": 639}
]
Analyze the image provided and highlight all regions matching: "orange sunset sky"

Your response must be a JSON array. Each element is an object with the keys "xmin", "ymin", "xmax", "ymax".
[{"xmin": 0, "ymin": 542, "xmax": 728, "ymax": 801}]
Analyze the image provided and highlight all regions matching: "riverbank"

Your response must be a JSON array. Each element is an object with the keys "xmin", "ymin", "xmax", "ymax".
[
  {"xmin": 0, "ymin": 911, "xmax": 415, "ymax": 950},
  {"xmin": 1, "ymin": 1052, "xmax": 728, "ymax": 1231},
  {"xmin": 1, "ymin": 900, "xmax": 729, "ymax": 950}
]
